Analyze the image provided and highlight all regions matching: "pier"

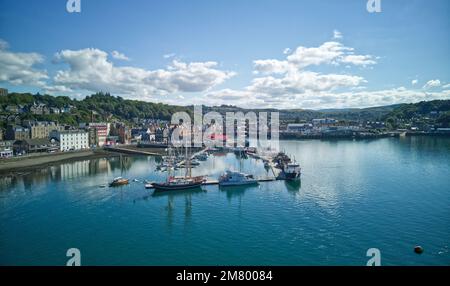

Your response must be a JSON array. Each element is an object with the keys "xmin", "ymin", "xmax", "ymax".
[
  {"xmin": 145, "ymin": 176, "xmax": 277, "ymax": 189},
  {"xmin": 175, "ymin": 147, "xmax": 209, "ymax": 168},
  {"xmin": 104, "ymin": 146, "xmax": 163, "ymax": 156}
]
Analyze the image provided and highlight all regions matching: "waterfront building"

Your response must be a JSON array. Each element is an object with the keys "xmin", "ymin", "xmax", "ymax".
[
  {"xmin": 312, "ymin": 118, "xmax": 338, "ymax": 126},
  {"xmin": 0, "ymin": 149, "xmax": 13, "ymax": 158},
  {"xmin": 13, "ymin": 138, "xmax": 59, "ymax": 154},
  {"xmin": 0, "ymin": 140, "xmax": 14, "ymax": 158},
  {"xmin": 0, "ymin": 88, "xmax": 8, "ymax": 96},
  {"xmin": 131, "ymin": 127, "xmax": 152, "ymax": 142},
  {"xmin": 50, "ymin": 130, "xmax": 89, "ymax": 151},
  {"xmin": 436, "ymin": 128, "xmax": 450, "ymax": 133},
  {"xmin": 5, "ymin": 125, "xmax": 30, "ymax": 141},
  {"xmin": 118, "ymin": 125, "xmax": 131, "ymax": 144},
  {"xmin": 286, "ymin": 123, "xmax": 313, "ymax": 133},
  {"xmin": 155, "ymin": 127, "xmax": 170, "ymax": 143},
  {"xmin": 87, "ymin": 123, "xmax": 110, "ymax": 147},
  {"xmin": 25, "ymin": 121, "xmax": 65, "ymax": 139}
]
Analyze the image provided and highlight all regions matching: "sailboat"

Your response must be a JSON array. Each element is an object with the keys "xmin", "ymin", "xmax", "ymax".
[{"xmin": 153, "ymin": 141, "xmax": 205, "ymax": 192}]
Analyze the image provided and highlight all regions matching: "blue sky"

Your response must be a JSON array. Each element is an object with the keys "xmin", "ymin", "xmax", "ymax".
[{"xmin": 0, "ymin": 0, "xmax": 449, "ymax": 109}]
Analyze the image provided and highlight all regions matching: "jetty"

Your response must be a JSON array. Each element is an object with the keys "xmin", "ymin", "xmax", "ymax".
[
  {"xmin": 145, "ymin": 176, "xmax": 276, "ymax": 189},
  {"xmin": 104, "ymin": 146, "xmax": 163, "ymax": 156},
  {"xmin": 175, "ymin": 147, "xmax": 208, "ymax": 168}
]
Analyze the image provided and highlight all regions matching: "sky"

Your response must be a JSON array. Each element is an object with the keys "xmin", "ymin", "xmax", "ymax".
[{"xmin": 0, "ymin": 0, "xmax": 449, "ymax": 109}]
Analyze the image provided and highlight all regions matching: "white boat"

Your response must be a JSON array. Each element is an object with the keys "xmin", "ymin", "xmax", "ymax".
[
  {"xmin": 194, "ymin": 153, "xmax": 208, "ymax": 161},
  {"xmin": 219, "ymin": 171, "xmax": 258, "ymax": 187},
  {"xmin": 180, "ymin": 159, "xmax": 200, "ymax": 166}
]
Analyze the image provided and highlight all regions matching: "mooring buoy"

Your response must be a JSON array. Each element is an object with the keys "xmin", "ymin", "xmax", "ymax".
[{"xmin": 414, "ymin": 246, "xmax": 424, "ymax": 254}]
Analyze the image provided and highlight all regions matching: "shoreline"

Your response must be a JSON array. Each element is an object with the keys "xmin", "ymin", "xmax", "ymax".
[
  {"xmin": 1, "ymin": 134, "xmax": 449, "ymax": 175},
  {"xmin": 279, "ymin": 132, "xmax": 450, "ymax": 140},
  {"xmin": 0, "ymin": 149, "xmax": 120, "ymax": 176}
]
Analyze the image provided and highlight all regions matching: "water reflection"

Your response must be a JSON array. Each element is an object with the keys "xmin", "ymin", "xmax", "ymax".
[
  {"xmin": 219, "ymin": 185, "xmax": 255, "ymax": 200},
  {"xmin": 151, "ymin": 188, "xmax": 207, "ymax": 228},
  {"xmin": 285, "ymin": 180, "xmax": 302, "ymax": 192},
  {"xmin": 0, "ymin": 155, "xmax": 136, "ymax": 192}
]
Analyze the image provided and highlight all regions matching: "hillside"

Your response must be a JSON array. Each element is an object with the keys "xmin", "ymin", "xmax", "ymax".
[
  {"xmin": 1, "ymin": 92, "xmax": 449, "ymax": 128},
  {"xmin": 0, "ymin": 92, "xmax": 192, "ymax": 127}
]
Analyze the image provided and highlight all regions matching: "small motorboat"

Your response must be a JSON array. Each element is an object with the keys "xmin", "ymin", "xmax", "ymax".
[
  {"xmin": 180, "ymin": 159, "xmax": 200, "ymax": 166},
  {"xmin": 195, "ymin": 153, "xmax": 208, "ymax": 161},
  {"xmin": 109, "ymin": 177, "xmax": 129, "ymax": 187}
]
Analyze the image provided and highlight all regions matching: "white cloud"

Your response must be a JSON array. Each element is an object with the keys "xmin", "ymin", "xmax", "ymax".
[
  {"xmin": 0, "ymin": 39, "xmax": 9, "ymax": 50},
  {"xmin": 442, "ymin": 83, "xmax": 450, "ymax": 89},
  {"xmin": 340, "ymin": 54, "xmax": 376, "ymax": 66},
  {"xmin": 0, "ymin": 39, "xmax": 48, "ymax": 87},
  {"xmin": 412, "ymin": 79, "xmax": 418, "ymax": 86},
  {"xmin": 333, "ymin": 30, "xmax": 343, "ymax": 40},
  {"xmin": 202, "ymin": 86, "xmax": 450, "ymax": 110},
  {"xmin": 163, "ymin": 53, "xmax": 176, "ymax": 59},
  {"xmin": 248, "ymin": 39, "xmax": 374, "ymax": 102},
  {"xmin": 286, "ymin": 41, "xmax": 376, "ymax": 69},
  {"xmin": 254, "ymin": 41, "xmax": 376, "ymax": 76},
  {"xmin": 253, "ymin": 59, "xmax": 292, "ymax": 74},
  {"xmin": 283, "ymin": 48, "xmax": 291, "ymax": 55},
  {"xmin": 111, "ymin": 51, "xmax": 130, "ymax": 61},
  {"xmin": 51, "ymin": 48, "xmax": 235, "ymax": 98},
  {"xmin": 43, "ymin": 85, "xmax": 73, "ymax": 94},
  {"xmin": 249, "ymin": 71, "xmax": 365, "ymax": 95},
  {"xmin": 423, "ymin": 79, "xmax": 441, "ymax": 89},
  {"xmin": 287, "ymin": 41, "xmax": 350, "ymax": 68}
]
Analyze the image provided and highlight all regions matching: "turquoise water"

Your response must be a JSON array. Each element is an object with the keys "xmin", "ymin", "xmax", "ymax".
[{"xmin": 0, "ymin": 137, "xmax": 449, "ymax": 266}]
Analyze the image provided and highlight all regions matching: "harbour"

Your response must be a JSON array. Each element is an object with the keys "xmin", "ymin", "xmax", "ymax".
[{"xmin": 1, "ymin": 137, "xmax": 449, "ymax": 266}]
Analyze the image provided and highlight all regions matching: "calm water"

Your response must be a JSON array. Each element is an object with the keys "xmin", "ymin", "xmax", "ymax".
[{"xmin": 0, "ymin": 137, "xmax": 449, "ymax": 266}]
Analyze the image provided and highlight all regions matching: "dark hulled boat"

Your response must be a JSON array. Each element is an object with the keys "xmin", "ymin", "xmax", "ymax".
[{"xmin": 152, "ymin": 176, "xmax": 204, "ymax": 192}]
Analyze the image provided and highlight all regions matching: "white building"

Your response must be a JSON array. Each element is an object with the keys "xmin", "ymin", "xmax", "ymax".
[
  {"xmin": 286, "ymin": 123, "xmax": 312, "ymax": 133},
  {"xmin": 50, "ymin": 130, "xmax": 89, "ymax": 151}
]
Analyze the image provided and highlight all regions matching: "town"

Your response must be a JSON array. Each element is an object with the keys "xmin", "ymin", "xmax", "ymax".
[{"xmin": 1, "ymin": 88, "xmax": 449, "ymax": 161}]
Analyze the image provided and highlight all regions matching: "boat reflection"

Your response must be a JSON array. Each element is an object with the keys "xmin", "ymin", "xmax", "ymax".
[
  {"xmin": 151, "ymin": 187, "xmax": 206, "ymax": 198},
  {"xmin": 284, "ymin": 179, "xmax": 302, "ymax": 192},
  {"xmin": 219, "ymin": 184, "xmax": 257, "ymax": 200}
]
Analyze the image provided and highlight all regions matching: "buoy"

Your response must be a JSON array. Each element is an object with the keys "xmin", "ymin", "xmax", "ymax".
[{"xmin": 414, "ymin": 246, "xmax": 424, "ymax": 254}]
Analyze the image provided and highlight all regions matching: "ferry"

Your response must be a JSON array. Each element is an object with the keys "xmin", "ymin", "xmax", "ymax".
[{"xmin": 219, "ymin": 171, "xmax": 258, "ymax": 187}]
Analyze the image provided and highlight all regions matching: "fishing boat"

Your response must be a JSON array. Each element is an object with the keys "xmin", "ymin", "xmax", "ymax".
[
  {"xmin": 219, "ymin": 171, "xmax": 258, "ymax": 187},
  {"xmin": 109, "ymin": 177, "xmax": 129, "ymax": 187},
  {"xmin": 277, "ymin": 161, "xmax": 301, "ymax": 180}
]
